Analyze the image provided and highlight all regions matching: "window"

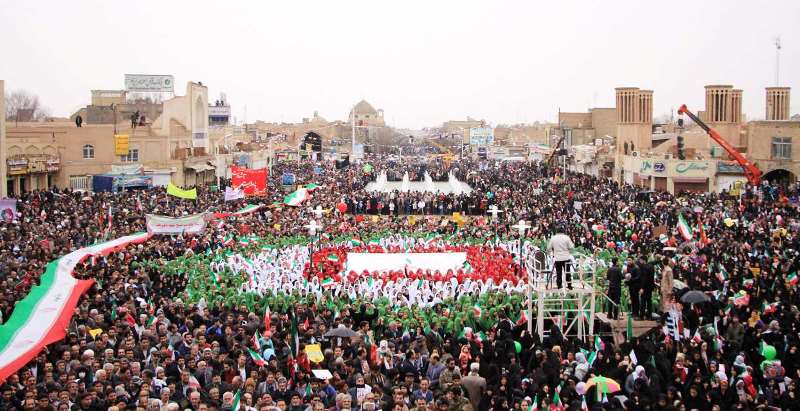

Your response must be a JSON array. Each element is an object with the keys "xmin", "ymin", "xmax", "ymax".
[
  {"xmin": 82, "ymin": 144, "xmax": 94, "ymax": 159},
  {"xmin": 120, "ymin": 149, "xmax": 139, "ymax": 163},
  {"xmin": 772, "ymin": 137, "xmax": 792, "ymax": 159}
]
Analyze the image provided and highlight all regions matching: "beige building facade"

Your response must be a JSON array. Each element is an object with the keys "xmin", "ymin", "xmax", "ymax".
[
  {"xmin": 557, "ymin": 108, "xmax": 616, "ymax": 146},
  {"xmin": 5, "ymin": 82, "xmax": 215, "ymax": 195}
]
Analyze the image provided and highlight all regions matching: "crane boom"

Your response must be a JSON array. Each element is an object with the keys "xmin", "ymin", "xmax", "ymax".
[
  {"xmin": 677, "ymin": 104, "xmax": 761, "ymax": 186},
  {"xmin": 545, "ymin": 134, "xmax": 567, "ymax": 166}
]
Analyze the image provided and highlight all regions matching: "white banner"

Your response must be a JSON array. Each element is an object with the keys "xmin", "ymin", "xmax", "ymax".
[
  {"xmin": 125, "ymin": 74, "xmax": 174, "ymax": 92},
  {"xmin": 224, "ymin": 186, "xmax": 245, "ymax": 201},
  {"xmin": 346, "ymin": 252, "xmax": 467, "ymax": 274},
  {"xmin": 146, "ymin": 213, "xmax": 207, "ymax": 234},
  {"xmin": 111, "ymin": 164, "xmax": 143, "ymax": 175}
]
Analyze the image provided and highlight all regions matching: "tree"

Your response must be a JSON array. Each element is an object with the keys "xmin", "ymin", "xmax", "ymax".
[{"xmin": 5, "ymin": 89, "xmax": 50, "ymax": 122}]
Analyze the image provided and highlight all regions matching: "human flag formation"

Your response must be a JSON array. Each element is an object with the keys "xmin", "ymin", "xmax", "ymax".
[{"xmin": 167, "ymin": 182, "xmax": 197, "ymax": 200}]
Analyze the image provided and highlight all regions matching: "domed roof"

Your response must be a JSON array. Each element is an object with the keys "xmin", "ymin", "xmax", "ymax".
[{"xmin": 351, "ymin": 99, "xmax": 378, "ymax": 116}]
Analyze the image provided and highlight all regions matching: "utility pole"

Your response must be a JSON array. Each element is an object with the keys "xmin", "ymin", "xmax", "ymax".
[
  {"xmin": 0, "ymin": 80, "xmax": 7, "ymax": 197},
  {"xmin": 351, "ymin": 106, "xmax": 356, "ymax": 157},
  {"xmin": 775, "ymin": 37, "xmax": 782, "ymax": 86}
]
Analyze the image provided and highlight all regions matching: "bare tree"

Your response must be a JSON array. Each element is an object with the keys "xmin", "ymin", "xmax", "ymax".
[{"xmin": 5, "ymin": 89, "xmax": 50, "ymax": 121}]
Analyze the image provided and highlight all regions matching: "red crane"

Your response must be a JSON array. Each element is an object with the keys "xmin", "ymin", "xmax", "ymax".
[
  {"xmin": 545, "ymin": 134, "xmax": 567, "ymax": 166},
  {"xmin": 677, "ymin": 104, "xmax": 762, "ymax": 186}
]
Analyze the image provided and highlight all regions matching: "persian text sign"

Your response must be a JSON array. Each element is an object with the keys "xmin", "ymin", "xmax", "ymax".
[
  {"xmin": 124, "ymin": 74, "xmax": 174, "ymax": 92},
  {"xmin": 469, "ymin": 127, "xmax": 494, "ymax": 145},
  {"xmin": 231, "ymin": 166, "xmax": 268, "ymax": 196},
  {"xmin": 146, "ymin": 213, "xmax": 207, "ymax": 234}
]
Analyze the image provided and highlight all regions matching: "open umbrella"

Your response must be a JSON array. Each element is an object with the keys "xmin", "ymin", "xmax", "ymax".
[
  {"xmin": 586, "ymin": 376, "xmax": 621, "ymax": 400},
  {"xmin": 324, "ymin": 325, "xmax": 358, "ymax": 338},
  {"xmin": 680, "ymin": 290, "xmax": 711, "ymax": 304}
]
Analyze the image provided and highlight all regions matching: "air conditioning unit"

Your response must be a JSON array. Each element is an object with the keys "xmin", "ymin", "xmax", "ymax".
[{"xmin": 631, "ymin": 151, "xmax": 639, "ymax": 157}]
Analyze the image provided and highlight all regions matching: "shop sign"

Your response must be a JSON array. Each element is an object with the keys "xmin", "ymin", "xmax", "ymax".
[{"xmin": 675, "ymin": 162, "xmax": 708, "ymax": 174}]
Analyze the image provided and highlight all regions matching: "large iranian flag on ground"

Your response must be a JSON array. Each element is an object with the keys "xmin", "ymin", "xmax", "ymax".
[{"xmin": 0, "ymin": 232, "xmax": 151, "ymax": 382}]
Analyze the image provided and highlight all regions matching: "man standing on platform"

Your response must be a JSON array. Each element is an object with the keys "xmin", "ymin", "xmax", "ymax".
[
  {"xmin": 606, "ymin": 257, "xmax": 622, "ymax": 319},
  {"xmin": 638, "ymin": 256, "xmax": 656, "ymax": 319},
  {"xmin": 625, "ymin": 256, "xmax": 642, "ymax": 320},
  {"xmin": 547, "ymin": 225, "xmax": 575, "ymax": 289}
]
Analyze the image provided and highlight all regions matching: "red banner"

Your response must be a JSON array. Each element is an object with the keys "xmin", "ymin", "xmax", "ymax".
[{"xmin": 231, "ymin": 166, "xmax": 268, "ymax": 196}]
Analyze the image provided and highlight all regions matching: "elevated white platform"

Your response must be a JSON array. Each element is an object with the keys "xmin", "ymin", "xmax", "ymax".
[{"xmin": 365, "ymin": 171, "xmax": 472, "ymax": 194}]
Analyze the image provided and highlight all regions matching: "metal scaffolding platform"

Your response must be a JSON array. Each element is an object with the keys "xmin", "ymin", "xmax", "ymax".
[{"xmin": 524, "ymin": 251, "xmax": 603, "ymax": 342}]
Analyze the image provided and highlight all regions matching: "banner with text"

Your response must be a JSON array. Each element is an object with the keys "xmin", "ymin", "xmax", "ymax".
[
  {"xmin": 231, "ymin": 166, "xmax": 268, "ymax": 196},
  {"xmin": 146, "ymin": 213, "xmax": 208, "ymax": 234}
]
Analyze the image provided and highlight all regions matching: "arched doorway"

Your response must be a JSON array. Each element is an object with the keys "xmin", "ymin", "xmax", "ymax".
[
  {"xmin": 302, "ymin": 132, "xmax": 323, "ymax": 160},
  {"xmin": 763, "ymin": 168, "xmax": 796, "ymax": 185}
]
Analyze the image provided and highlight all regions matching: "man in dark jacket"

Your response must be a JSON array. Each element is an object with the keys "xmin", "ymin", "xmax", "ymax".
[
  {"xmin": 638, "ymin": 257, "xmax": 656, "ymax": 319},
  {"xmin": 606, "ymin": 258, "xmax": 623, "ymax": 320},
  {"xmin": 625, "ymin": 257, "xmax": 642, "ymax": 320}
]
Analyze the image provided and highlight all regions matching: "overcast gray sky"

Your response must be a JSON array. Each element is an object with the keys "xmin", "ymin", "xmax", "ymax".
[{"xmin": 1, "ymin": 0, "xmax": 797, "ymax": 128}]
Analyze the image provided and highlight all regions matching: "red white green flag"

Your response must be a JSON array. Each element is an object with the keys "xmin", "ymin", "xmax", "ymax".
[
  {"xmin": 677, "ymin": 213, "xmax": 693, "ymax": 241},
  {"xmin": 247, "ymin": 347, "xmax": 266, "ymax": 366},
  {"xmin": 0, "ymin": 232, "xmax": 151, "ymax": 382}
]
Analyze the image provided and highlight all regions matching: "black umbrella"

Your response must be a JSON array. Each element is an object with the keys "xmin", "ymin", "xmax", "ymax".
[
  {"xmin": 324, "ymin": 325, "xmax": 358, "ymax": 338},
  {"xmin": 680, "ymin": 290, "xmax": 710, "ymax": 304}
]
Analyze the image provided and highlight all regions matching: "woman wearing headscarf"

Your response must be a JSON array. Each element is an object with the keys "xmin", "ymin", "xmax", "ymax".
[
  {"xmin": 626, "ymin": 365, "xmax": 647, "ymax": 395},
  {"xmin": 573, "ymin": 352, "xmax": 589, "ymax": 381}
]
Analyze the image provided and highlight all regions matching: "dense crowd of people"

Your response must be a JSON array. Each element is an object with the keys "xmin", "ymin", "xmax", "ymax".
[{"xmin": 0, "ymin": 156, "xmax": 799, "ymax": 411}]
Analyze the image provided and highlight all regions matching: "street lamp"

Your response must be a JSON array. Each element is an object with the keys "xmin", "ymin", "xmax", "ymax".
[
  {"xmin": 305, "ymin": 219, "xmax": 323, "ymax": 276},
  {"xmin": 512, "ymin": 219, "xmax": 533, "ymax": 333}
]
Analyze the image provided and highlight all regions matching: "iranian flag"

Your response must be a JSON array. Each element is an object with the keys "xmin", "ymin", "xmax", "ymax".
[
  {"xmin": 247, "ymin": 347, "xmax": 266, "ymax": 366},
  {"xmin": 515, "ymin": 310, "xmax": 528, "ymax": 327},
  {"xmin": 321, "ymin": 277, "xmax": 335, "ymax": 289},
  {"xmin": 594, "ymin": 335, "xmax": 605, "ymax": 351},
  {"xmin": 787, "ymin": 272, "xmax": 799, "ymax": 286},
  {"xmin": 733, "ymin": 291, "xmax": 749, "ymax": 306},
  {"xmin": 423, "ymin": 233, "xmax": 441, "ymax": 246},
  {"xmin": 368, "ymin": 239, "xmax": 381, "ymax": 247},
  {"xmin": 231, "ymin": 390, "xmax": 242, "ymax": 411},
  {"xmin": 283, "ymin": 188, "xmax": 310, "ymax": 207},
  {"xmin": 550, "ymin": 386, "xmax": 563, "ymax": 411},
  {"xmin": 0, "ymin": 232, "xmax": 151, "ymax": 382},
  {"xmin": 716, "ymin": 266, "xmax": 729, "ymax": 282},
  {"xmin": 252, "ymin": 330, "xmax": 262, "ymax": 351},
  {"xmin": 677, "ymin": 213, "xmax": 693, "ymax": 241},
  {"xmin": 349, "ymin": 238, "xmax": 363, "ymax": 247},
  {"xmin": 223, "ymin": 235, "xmax": 235, "ymax": 247},
  {"xmin": 528, "ymin": 394, "xmax": 538, "ymax": 411},
  {"xmin": 326, "ymin": 253, "xmax": 340, "ymax": 262},
  {"xmin": 233, "ymin": 204, "xmax": 262, "ymax": 215},
  {"xmin": 763, "ymin": 301, "xmax": 779, "ymax": 315},
  {"xmin": 264, "ymin": 305, "xmax": 271, "ymax": 332},
  {"xmin": 472, "ymin": 305, "xmax": 482, "ymax": 318}
]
